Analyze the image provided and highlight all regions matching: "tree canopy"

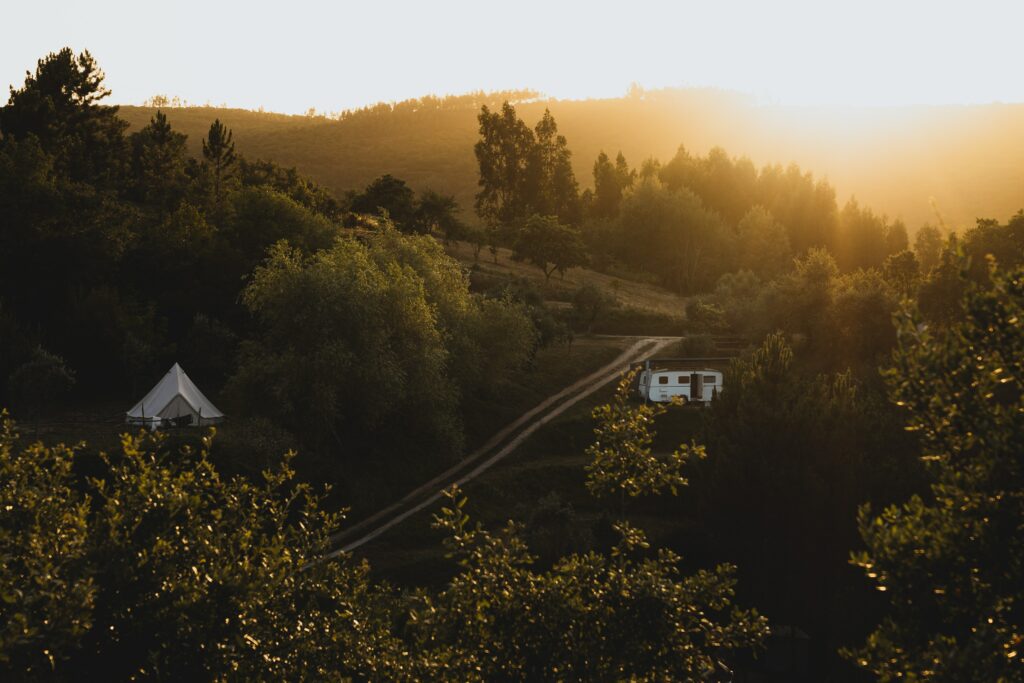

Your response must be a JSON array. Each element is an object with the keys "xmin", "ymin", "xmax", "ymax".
[
  {"xmin": 513, "ymin": 214, "xmax": 588, "ymax": 280},
  {"xmin": 849, "ymin": 262, "xmax": 1024, "ymax": 682},
  {"xmin": 474, "ymin": 103, "xmax": 580, "ymax": 227},
  {"xmin": 0, "ymin": 416, "xmax": 404, "ymax": 680}
]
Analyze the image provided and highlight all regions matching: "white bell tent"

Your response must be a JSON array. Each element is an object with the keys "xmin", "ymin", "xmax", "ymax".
[{"xmin": 126, "ymin": 363, "xmax": 224, "ymax": 428}]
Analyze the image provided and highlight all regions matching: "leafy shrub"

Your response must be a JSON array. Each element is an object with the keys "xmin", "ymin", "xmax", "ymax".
[
  {"xmin": 7, "ymin": 346, "xmax": 75, "ymax": 419},
  {"xmin": 513, "ymin": 492, "xmax": 592, "ymax": 566},
  {"xmin": 571, "ymin": 283, "xmax": 615, "ymax": 332},
  {"xmin": 0, "ymin": 417, "xmax": 404, "ymax": 680},
  {"xmin": 685, "ymin": 299, "xmax": 727, "ymax": 331}
]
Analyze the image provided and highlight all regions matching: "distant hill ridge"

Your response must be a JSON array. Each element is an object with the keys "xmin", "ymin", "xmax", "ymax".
[{"xmin": 118, "ymin": 88, "xmax": 1024, "ymax": 230}]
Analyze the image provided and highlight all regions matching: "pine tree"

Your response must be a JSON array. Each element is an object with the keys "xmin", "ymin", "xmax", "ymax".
[
  {"xmin": 130, "ymin": 110, "xmax": 188, "ymax": 211},
  {"xmin": 592, "ymin": 151, "xmax": 617, "ymax": 218},
  {"xmin": 527, "ymin": 109, "xmax": 580, "ymax": 224},
  {"xmin": 591, "ymin": 150, "xmax": 633, "ymax": 219},
  {"xmin": 202, "ymin": 118, "xmax": 237, "ymax": 206},
  {"xmin": 0, "ymin": 48, "xmax": 127, "ymax": 188}
]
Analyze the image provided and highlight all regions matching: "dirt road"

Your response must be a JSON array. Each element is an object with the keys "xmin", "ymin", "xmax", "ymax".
[{"xmin": 326, "ymin": 336, "xmax": 676, "ymax": 558}]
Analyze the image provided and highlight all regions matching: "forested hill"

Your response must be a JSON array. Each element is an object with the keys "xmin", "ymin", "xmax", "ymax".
[{"xmin": 119, "ymin": 90, "xmax": 1024, "ymax": 230}]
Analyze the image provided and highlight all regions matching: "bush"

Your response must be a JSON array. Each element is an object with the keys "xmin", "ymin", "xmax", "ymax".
[
  {"xmin": 711, "ymin": 269, "xmax": 764, "ymax": 334},
  {"xmin": 7, "ymin": 346, "xmax": 76, "ymax": 419},
  {"xmin": 483, "ymin": 276, "xmax": 569, "ymax": 349},
  {"xmin": 685, "ymin": 299, "xmax": 727, "ymax": 331},
  {"xmin": 571, "ymin": 283, "xmax": 614, "ymax": 332},
  {"xmin": 513, "ymin": 492, "xmax": 592, "ymax": 566},
  {"xmin": 213, "ymin": 416, "xmax": 298, "ymax": 477}
]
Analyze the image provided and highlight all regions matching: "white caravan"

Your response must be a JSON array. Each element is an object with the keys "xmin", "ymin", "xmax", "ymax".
[{"xmin": 638, "ymin": 367, "xmax": 723, "ymax": 404}]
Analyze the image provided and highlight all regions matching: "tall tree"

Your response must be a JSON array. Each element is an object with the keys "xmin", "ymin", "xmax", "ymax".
[
  {"xmin": 917, "ymin": 235, "xmax": 967, "ymax": 325},
  {"xmin": 350, "ymin": 174, "xmax": 416, "ymax": 229},
  {"xmin": 638, "ymin": 156, "xmax": 661, "ymax": 181},
  {"xmin": 526, "ymin": 109, "xmax": 580, "ymax": 224},
  {"xmin": 885, "ymin": 219, "xmax": 910, "ymax": 254},
  {"xmin": 415, "ymin": 189, "xmax": 463, "ymax": 239},
  {"xmin": 0, "ymin": 110, "xmax": 133, "ymax": 331},
  {"xmin": 835, "ymin": 198, "xmax": 890, "ymax": 271},
  {"xmin": 694, "ymin": 332, "xmax": 918, "ymax": 676},
  {"xmin": 775, "ymin": 247, "xmax": 839, "ymax": 347},
  {"xmin": 614, "ymin": 151, "xmax": 636, "ymax": 191},
  {"xmin": 913, "ymin": 224, "xmax": 944, "ymax": 273},
  {"xmin": 474, "ymin": 102, "xmax": 535, "ymax": 227},
  {"xmin": 960, "ymin": 213, "xmax": 1024, "ymax": 283},
  {"xmin": 129, "ymin": 110, "xmax": 187, "ymax": 212},
  {"xmin": 615, "ymin": 182, "xmax": 731, "ymax": 293},
  {"xmin": 735, "ymin": 205, "xmax": 791, "ymax": 278},
  {"xmin": 883, "ymin": 249, "xmax": 921, "ymax": 297},
  {"xmin": 591, "ymin": 150, "xmax": 634, "ymax": 219},
  {"xmin": 229, "ymin": 238, "xmax": 458, "ymax": 460},
  {"xmin": 201, "ymin": 118, "xmax": 237, "ymax": 206},
  {"xmin": 0, "ymin": 48, "xmax": 127, "ymax": 188},
  {"xmin": 759, "ymin": 163, "xmax": 839, "ymax": 254},
  {"xmin": 591, "ymin": 151, "xmax": 617, "ymax": 218},
  {"xmin": 849, "ymin": 262, "xmax": 1024, "ymax": 682}
]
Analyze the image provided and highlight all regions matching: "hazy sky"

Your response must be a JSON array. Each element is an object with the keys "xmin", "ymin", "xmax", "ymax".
[{"xmin": 3, "ymin": 0, "xmax": 1022, "ymax": 114}]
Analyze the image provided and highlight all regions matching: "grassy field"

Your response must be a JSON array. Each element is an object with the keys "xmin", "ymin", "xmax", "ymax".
[
  {"xmin": 445, "ymin": 240, "xmax": 686, "ymax": 318},
  {"xmin": 460, "ymin": 335, "xmax": 629, "ymax": 452}
]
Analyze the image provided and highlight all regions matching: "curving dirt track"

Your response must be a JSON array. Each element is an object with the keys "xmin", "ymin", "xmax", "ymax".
[{"xmin": 325, "ymin": 336, "xmax": 677, "ymax": 558}]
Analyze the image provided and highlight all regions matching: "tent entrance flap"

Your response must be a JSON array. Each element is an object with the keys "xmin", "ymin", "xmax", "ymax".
[{"xmin": 159, "ymin": 394, "xmax": 196, "ymax": 420}]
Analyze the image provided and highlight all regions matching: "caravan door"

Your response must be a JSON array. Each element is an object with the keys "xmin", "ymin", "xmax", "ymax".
[{"xmin": 691, "ymin": 373, "xmax": 704, "ymax": 402}]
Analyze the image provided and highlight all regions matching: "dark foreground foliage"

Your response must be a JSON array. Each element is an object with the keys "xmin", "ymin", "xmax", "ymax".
[
  {"xmin": 0, "ymin": 419, "xmax": 403, "ymax": 681},
  {"xmin": 848, "ymin": 263, "xmax": 1024, "ymax": 682},
  {"xmin": 0, "ymin": 381, "xmax": 768, "ymax": 681}
]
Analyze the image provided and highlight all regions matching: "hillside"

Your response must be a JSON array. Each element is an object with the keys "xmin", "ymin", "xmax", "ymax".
[
  {"xmin": 119, "ymin": 89, "xmax": 1024, "ymax": 231},
  {"xmin": 444, "ymin": 240, "xmax": 685, "ymax": 317}
]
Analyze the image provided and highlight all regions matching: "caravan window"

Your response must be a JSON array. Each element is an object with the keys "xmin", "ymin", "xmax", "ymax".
[
  {"xmin": 704, "ymin": 375, "xmax": 717, "ymax": 384},
  {"xmin": 658, "ymin": 376, "xmax": 669, "ymax": 385},
  {"xmin": 677, "ymin": 375, "xmax": 690, "ymax": 384}
]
